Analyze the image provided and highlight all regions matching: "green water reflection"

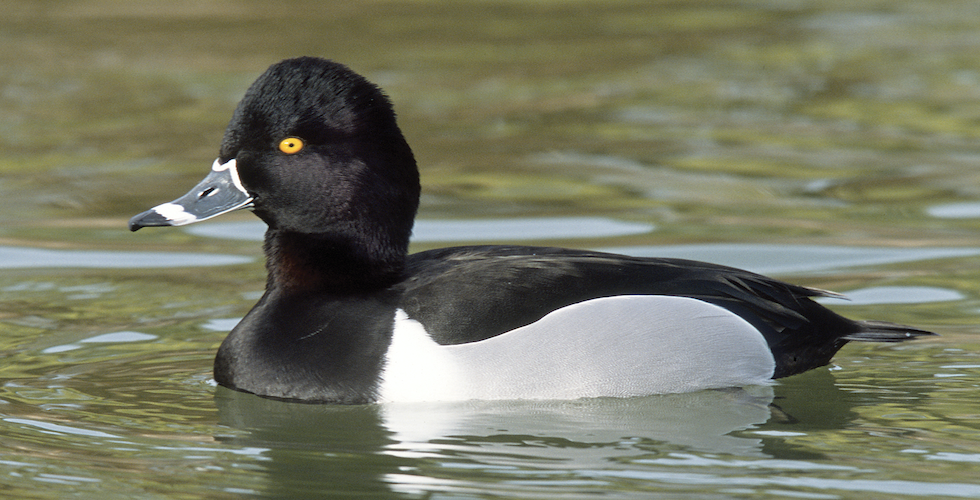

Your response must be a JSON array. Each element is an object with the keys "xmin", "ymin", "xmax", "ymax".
[{"xmin": 2, "ymin": 0, "xmax": 980, "ymax": 498}]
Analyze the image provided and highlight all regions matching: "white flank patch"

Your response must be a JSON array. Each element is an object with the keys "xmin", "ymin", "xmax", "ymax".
[
  {"xmin": 379, "ymin": 314, "xmax": 466, "ymax": 403},
  {"xmin": 379, "ymin": 295, "xmax": 775, "ymax": 402},
  {"xmin": 151, "ymin": 202, "xmax": 198, "ymax": 226}
]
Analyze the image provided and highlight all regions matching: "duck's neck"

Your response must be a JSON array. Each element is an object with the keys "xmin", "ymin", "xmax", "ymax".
[{"xmin": 263, "ymin": 229, "xmax": 406, "ymax": 294}]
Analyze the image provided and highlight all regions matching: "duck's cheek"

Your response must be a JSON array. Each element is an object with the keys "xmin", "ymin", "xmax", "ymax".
[{"xmin": 232, "ymin": 154, "xmax": 271, "ymax": 193}]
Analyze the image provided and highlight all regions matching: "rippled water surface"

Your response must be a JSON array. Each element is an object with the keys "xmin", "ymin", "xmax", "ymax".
[{"xmin": 2, "ymin": 1, "xmax": 980, "ymax": 498}]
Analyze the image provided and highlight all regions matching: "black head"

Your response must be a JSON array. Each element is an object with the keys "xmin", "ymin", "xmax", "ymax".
[
  {"xmin": 223, "ymin": 57, "xmax": 420, "ymax": 248},
  {"xmin": 130, "ymin": 57, "xmax": 421, "ymax": 289}
]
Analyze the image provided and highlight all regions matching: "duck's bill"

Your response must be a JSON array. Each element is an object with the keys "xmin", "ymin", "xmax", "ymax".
[{"xmin": 129, "ymin": 159, "xmax": 253, "ymax": 232}]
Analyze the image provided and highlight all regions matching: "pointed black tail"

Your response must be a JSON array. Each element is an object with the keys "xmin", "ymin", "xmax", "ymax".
[{"xmin": 843, "ymin": 320, "xmax": 938, "ymax": 343}]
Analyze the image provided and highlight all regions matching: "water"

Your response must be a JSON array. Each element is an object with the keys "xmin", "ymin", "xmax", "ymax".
[{"xmin": 2, "ymin": 0, "xmax": 980, "ymax": 498}]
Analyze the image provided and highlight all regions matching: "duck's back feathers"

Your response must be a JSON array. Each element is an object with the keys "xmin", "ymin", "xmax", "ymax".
[{"xmin": 399, "ymin": 245, "xmax": 828, "ymax": 346}]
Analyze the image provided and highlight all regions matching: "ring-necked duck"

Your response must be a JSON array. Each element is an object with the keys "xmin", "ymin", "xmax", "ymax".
[{"xmin": 130, "ymin": 57, "xmax": 935, "ymax": 404}]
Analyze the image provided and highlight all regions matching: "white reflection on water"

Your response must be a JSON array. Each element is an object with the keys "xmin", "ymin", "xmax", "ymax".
[
  {"xmin": 184, "ymin": 217, "xmax": 655, "ymax": 242},
  {"xmin": 926, "ymin": 202, "xmax": 980, "ymax": 219},
  {"xmin": 0, "ymin": 246, "xmax": 251, "ymax": 269},
  {"xmin": 817, "ymin": 286, "xmax": 964, "ymax": 305},
  {"xmin": 201, "ymin": 318, "xmax": 242, "ymax": 332},
  {"xmin": 379, "ymin": 391, "xmax": 980, "ymax": 498},
  {"xmin": 602, "ymin": 244, "xmax": 980, "ymax": 275},
  {"xmin": 415, "ymin": 218, "xmax": 655, "ymax": 242},
  {"xmin": 41, "ymin": 331, "xmax": 158, "ymax": 354},
  {"xmin": 382, "ymin": 387, "xmax": 775, "ymax": 458},
  {"xmin": 381, "ymin": 388, "xmax": 775, "ymax": 496},
  {"xmin": 638, "ymin": 452, "xmax": 860, "ymax": 470},
  {"xmin": 4, "ymin": 418, "xmax": 120, "ymax": 439},
  {"xmin": 581, "ymin": 468, "xmax": 980, "ymax": 498}
]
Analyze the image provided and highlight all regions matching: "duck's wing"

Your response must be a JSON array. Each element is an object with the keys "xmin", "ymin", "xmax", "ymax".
[
  {"xmin": 399, "ymin": 245, "xmax": 830, "ymax": 342},
  {"xmin": 398, "ymin": 245, "xmax": 934, "ymax": 378}
]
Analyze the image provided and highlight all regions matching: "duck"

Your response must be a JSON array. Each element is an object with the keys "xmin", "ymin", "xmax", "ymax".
[{"xmin": 129, "ymin": 56, "xmax": 935, "ymax": 404}]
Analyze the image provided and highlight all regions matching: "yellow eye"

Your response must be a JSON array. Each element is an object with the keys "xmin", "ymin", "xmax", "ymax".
[{"xmin": 278, "ymin": 137, "xmax": 304, "ymax": 154}]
